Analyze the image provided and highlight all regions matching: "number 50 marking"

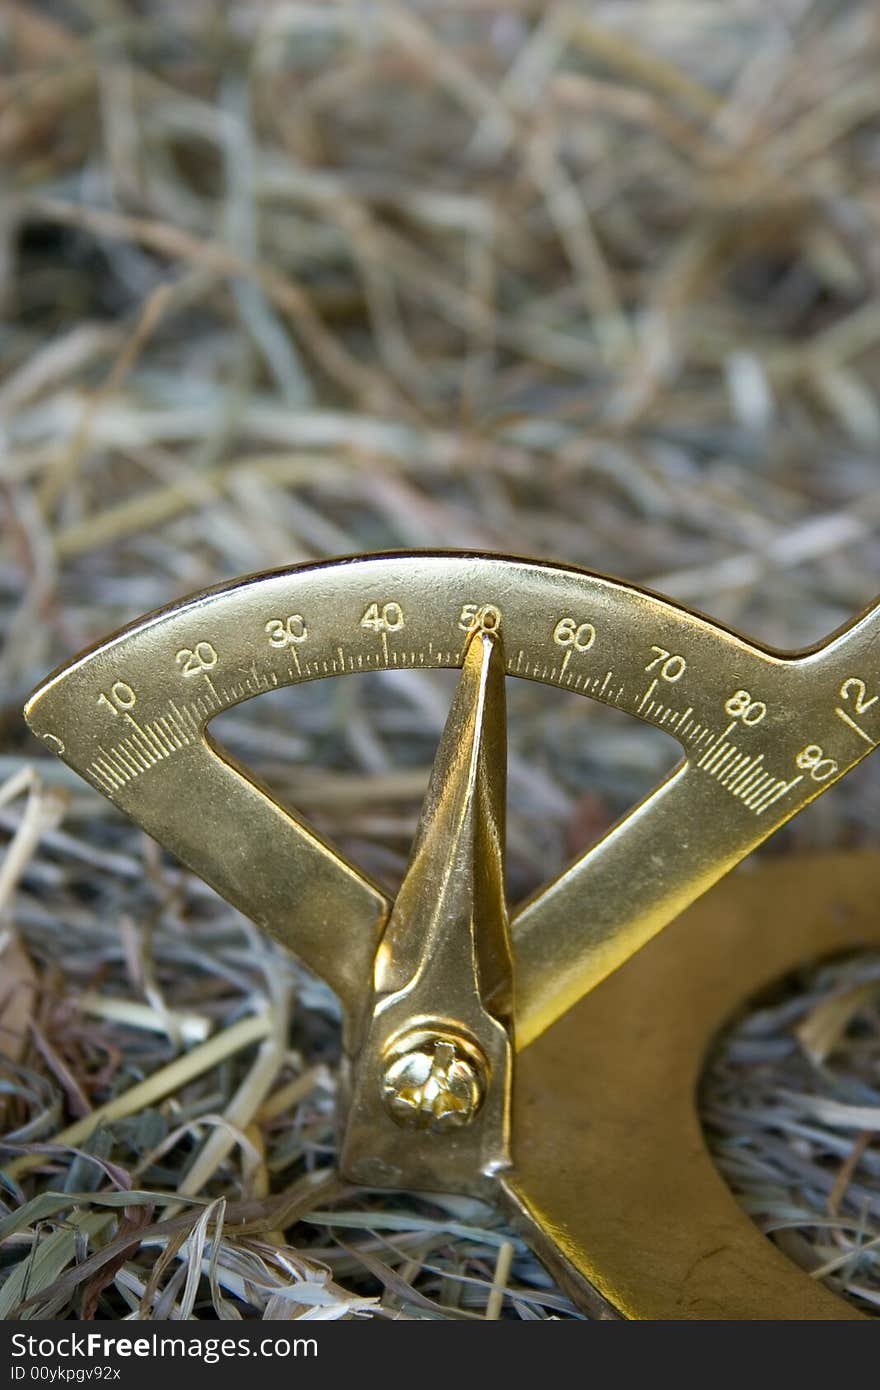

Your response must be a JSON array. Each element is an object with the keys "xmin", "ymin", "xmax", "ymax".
[{"xmin": 459, "ymin": 603, "xmax": 502, "ymax": 633}]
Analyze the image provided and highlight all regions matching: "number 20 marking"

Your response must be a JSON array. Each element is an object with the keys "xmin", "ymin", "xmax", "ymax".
[{"xmin": 176, "ymin": 642, "xmax": 218, "ymax": 677}]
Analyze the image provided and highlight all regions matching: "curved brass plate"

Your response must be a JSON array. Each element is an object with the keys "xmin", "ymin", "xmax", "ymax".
[
  {"xmin": 24, "ymin": 553, "xmax": 880, "ymax": 1047},
  {"xmin": 503, "ymin": 850, "xmax": 880, "ymax": 1319}
]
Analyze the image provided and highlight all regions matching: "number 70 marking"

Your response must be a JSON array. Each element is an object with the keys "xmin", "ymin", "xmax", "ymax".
[{"xmin": 645, "ymin": 647, "xmax": 687, "ymax": 682}]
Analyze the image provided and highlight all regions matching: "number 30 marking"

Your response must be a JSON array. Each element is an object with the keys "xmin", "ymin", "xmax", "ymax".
[{"xmin": 266, "ymin": 615, "xmax": 308, "ymax": 647}]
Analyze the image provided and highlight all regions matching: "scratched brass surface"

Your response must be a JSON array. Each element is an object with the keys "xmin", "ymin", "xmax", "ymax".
[
  {"xmin": 503, "ymin": 851, "xmax": 880, "ymax": 1320},
  {"xmin": 25, "ymin": 552, "xmax": 880, "ymax": 1049}
]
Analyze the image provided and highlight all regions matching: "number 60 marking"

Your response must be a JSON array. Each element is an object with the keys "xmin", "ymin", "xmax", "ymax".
[{"xmin": 553, "ymin": 617, "xmax": 596, "ymax": 652}]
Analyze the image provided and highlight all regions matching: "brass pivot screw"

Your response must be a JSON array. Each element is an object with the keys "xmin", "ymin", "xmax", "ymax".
[{"xmin": 381, "ymin": 1034, "xmax": 487, "ymax": 1133}]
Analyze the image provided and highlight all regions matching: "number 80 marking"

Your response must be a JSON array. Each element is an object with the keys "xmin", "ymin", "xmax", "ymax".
[{"xmin": 724, "ymin": 689, "xmax": 767, "ymax": 726}]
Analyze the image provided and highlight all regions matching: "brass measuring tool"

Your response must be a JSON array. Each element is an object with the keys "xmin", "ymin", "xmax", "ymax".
[{"xmin": 24, "ymin": 552, "xmax": 880, "ymax": 1319}]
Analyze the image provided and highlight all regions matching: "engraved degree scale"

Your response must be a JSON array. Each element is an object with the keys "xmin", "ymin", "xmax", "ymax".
[{"xmin": 24, "ymin": 552, "xmax": 880, "ymax": 1319}]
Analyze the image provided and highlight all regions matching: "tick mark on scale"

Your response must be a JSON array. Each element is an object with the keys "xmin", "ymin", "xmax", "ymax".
[
  {"xmin": 835, "ymin": 706, "xmax": 875, "ymax": 744},
  {"xmin": 639, "ymin": 678, "xmax": 658, "ymax": 711}
]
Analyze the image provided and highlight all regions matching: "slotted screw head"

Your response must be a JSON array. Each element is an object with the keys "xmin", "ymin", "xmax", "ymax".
[{"xmin": 381, "ymin": 1035, "xmax": 487, "ymax": 1133}]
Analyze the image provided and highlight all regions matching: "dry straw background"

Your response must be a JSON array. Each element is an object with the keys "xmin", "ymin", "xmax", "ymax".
[{"xmin": 2, "ymin": 0, "xmax": 880, "ymax": 1318}]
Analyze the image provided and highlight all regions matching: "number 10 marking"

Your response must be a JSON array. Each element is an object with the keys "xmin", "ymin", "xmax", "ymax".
[{"xmin": 97, "ymin": 681, "xmax": 136, "ymax": 715}]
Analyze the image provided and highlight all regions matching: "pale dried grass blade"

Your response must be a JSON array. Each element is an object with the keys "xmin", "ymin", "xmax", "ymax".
[
  {"xmin": 797, "ymin": 981, "xmax": 880, "ymax": 1065},
  {"xmin": 4, "ymin": 1013, "xmax": 272, "ymax": 1181}
]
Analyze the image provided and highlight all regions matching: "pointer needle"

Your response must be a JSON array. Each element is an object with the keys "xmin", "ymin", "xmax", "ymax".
[
  {"xmin": 374, "ymin": 625, "xmax": 513, "ymax": 1026},
  {"xmin": 340, "ymin": 626, "xmax": 515, "ymax": 1194}
]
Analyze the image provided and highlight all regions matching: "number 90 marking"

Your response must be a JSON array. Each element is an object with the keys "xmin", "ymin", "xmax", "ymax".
[{"xmin": 795, "ymin": 744, "xmax": 839, "ymax": 782}]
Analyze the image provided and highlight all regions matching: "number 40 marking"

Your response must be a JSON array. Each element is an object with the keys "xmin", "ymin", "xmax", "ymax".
[{"xmin": 361, "ymin": 602, "xmax": 405, "ymax": 634}]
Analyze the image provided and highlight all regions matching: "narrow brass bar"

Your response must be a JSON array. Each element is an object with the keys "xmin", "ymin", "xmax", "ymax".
[{"xmin": 512, "ymin": 598, "xmax": 880, "ymax": 1044}]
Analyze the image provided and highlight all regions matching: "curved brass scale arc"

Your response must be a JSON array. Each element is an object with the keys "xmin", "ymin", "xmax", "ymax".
[{"xmin": 25, "ymin": 553, "xmax": 880, "ymax": 1318}]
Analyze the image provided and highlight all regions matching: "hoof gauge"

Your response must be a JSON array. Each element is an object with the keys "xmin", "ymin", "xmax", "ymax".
[{"xmin": 25, "ymin": 553, "xmax": 880, "ymax": 1319}]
